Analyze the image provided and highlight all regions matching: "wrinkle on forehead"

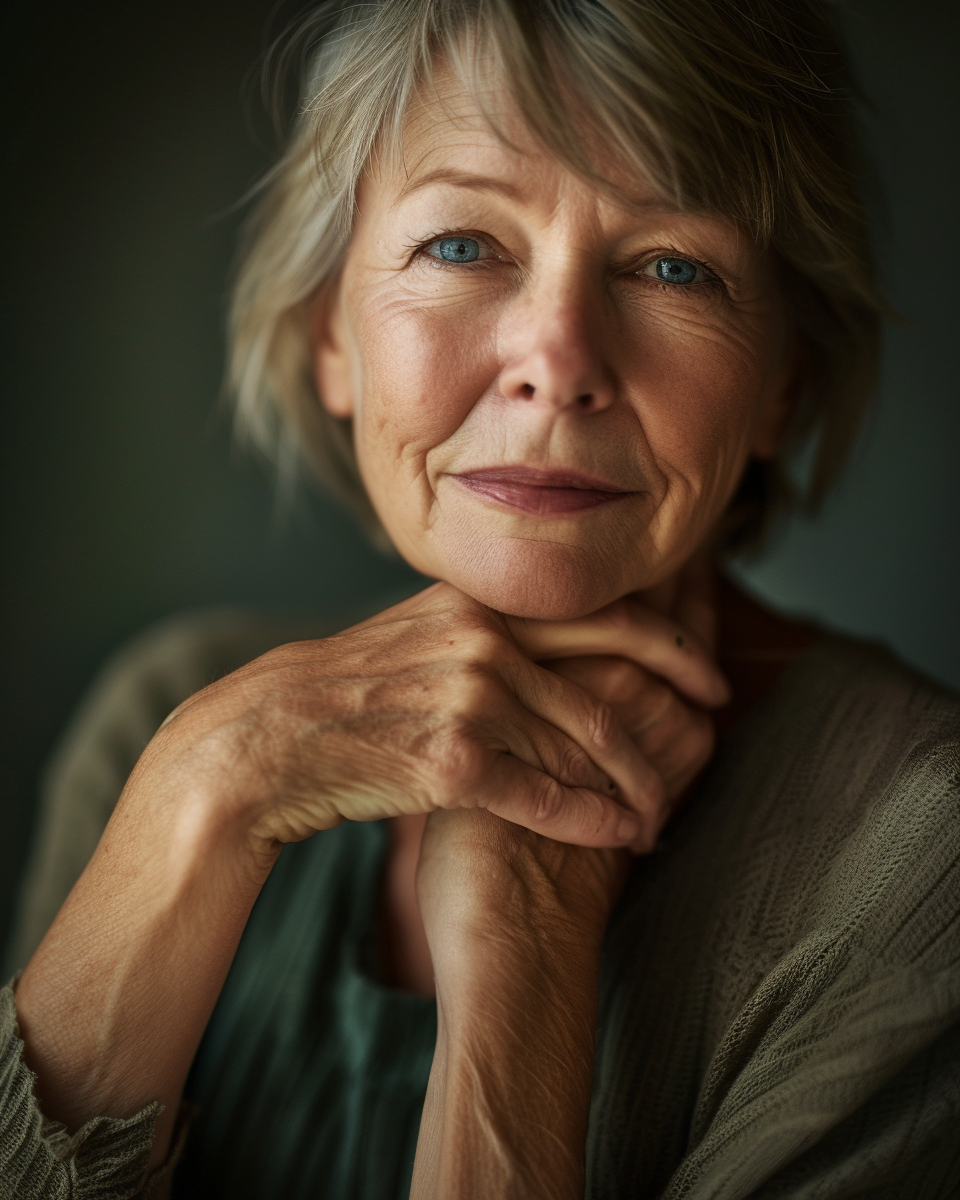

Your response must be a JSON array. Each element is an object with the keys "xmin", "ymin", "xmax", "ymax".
[{"xmin": 371, "ymin": 64, "xmax": 684, "ymax": 221}]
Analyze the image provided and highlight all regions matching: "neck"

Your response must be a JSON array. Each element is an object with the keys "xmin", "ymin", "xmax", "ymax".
[{"xmin": 713, "ymin": 570, "xmax": 818, "ymax": 735}]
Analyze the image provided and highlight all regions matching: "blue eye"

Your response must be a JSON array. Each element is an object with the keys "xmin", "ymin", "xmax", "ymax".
[
  {"xmin": 653, "ymin": 256, "xmax": 700, "ymax": 285},
  {"xmin": 430, "ymin": 237, "xmax": 481, "ymax": 263}
]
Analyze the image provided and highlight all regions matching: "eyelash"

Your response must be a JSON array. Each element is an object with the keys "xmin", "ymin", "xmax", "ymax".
[{"xmin": 408, "ymin": 232, "xmax": 727, "ymax": 293}]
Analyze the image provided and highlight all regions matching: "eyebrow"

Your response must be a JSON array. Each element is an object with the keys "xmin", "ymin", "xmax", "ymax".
[
  {"xmin": 394, "ymin": 167, "xmax": 526, "ymax": 205},
  {"xmin": 393, "ymin": 164, "xmax": 682, "ymax": 217}
]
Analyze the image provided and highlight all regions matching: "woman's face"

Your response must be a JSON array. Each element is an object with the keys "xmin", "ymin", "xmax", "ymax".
[{"xmin": 315, "ymin": 81, "xmax": 796, "ymax": 620}]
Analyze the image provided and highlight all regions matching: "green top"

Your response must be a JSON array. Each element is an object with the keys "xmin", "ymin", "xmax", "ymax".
[
  {"xmin": 1, "ymin": 609, "xmax": 959, "ymax": 1199},
  {"xmin": 178, "ymin": 820, "xmax": 437, "ymax": 1200}
]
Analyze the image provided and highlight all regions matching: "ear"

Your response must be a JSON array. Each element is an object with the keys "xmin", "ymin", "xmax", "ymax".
[
  {"xmin": 311, "ymin": 282, "xmax": 355, "ymax": 419},
  {"xmin": 751, "ymin": 335, "xmax": 805, "ymax": 461}
]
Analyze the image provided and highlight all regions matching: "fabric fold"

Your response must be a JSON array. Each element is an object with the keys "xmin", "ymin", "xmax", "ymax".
[{"xmin": 0, "ymin": 980, "xmax": 193, "ymax": 1200}]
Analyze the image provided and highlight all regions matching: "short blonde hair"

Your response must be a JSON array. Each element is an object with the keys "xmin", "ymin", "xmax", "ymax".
[{"xmin": 228, "ymin": 0, "xmax": 884, "ymax": 552}]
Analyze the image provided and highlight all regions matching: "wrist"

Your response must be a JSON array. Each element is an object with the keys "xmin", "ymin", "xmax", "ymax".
[
  {"xmin": 432, "ymin": 907, "xmax": 603, "ymax": 1017},
  {"xmin": 419, "ymin": 928, "xmax": 599, "ymax": 1200},
  {"xmin": 145, "ymin": 703, "xmax": 336, "ymax": 860},
  {"xmin": 122, "ymin": 723, "xmax": 285, "ymax": 883}
]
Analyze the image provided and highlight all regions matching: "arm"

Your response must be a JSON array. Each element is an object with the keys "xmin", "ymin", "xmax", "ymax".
[
  {"xmin": 14, "ymin": 743, "xmax": 276, "ymax": 1170},
  {"xmin": 15, "ymin": 584, "xmax": 718, "ymax": 1169},
  {"xmin": 416, "ymin": 938, "xmax": 601, "ymax": 1200},
  {"xmin": 3, "ymin": 609, "xmax": 315, "ymax": 980},
  {"xmin": 411, "ymin": 812, "xmax": 618, "ymax": 1200}
]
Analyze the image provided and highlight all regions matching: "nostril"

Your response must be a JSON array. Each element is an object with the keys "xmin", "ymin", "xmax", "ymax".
[
  {"xmin": 577, "ymin": 393, "xmax": 592, "ymax": 408},
  {"xmin": 519, "ymin": 383, "xmax": 535, "ymax": 399}
]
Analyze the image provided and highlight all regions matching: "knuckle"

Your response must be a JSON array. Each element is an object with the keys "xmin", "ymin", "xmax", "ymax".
[
  {"xmin": 638, "ymin": 705, "xmax": 712, "ymax": 776},
  {"xmin": 585, "ymin": 697, "xmax": 620, "ymax": 751},
  {"xmin": 646, "ymin": 689, "xmax": 687, "ymax": 735},
  {"xmin": 457, "ymin": 623, "xmax": 507, "ymax": 665},
  {"xmin": 428, "ymin": 723, "xmax": 486, "ymax": 805},
  {"xmin": 430, "ymin": 594, "xmax": 497, "ymax": 643},
  {"xmin": 603, "ymin": 660, "xmax": 647, "ymax": 705},
  {"xmin": 555, "ymin": 739, "xmax": 594, "ymax": 787},
  {"xmin": 532, "ymin": 775, "xmax": 566, "ymax": 826},
  {"xmin": 632, "ymin": 679, "xmax": 674, "ymax": 729}
]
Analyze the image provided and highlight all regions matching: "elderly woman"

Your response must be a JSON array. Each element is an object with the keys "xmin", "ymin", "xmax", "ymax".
[{"xmin": 3, "ymin": 0, "xmax": 958, "ymax": 1197}]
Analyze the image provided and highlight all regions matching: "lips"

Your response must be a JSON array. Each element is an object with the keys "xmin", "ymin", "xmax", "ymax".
[{"xmin": 452, "ymin": 466, "xmax": 637, "ymax": 516}]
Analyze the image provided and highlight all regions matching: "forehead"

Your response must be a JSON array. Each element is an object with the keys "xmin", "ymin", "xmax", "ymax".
[{"xmin": 375, "ymin": 68, "xmax": 668, "ymax": 216}]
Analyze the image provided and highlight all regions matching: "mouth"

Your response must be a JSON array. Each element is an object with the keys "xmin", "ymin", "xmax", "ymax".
[{"xmin": 451, "ymin": 466, "xmax": 639, "ymax": 516}]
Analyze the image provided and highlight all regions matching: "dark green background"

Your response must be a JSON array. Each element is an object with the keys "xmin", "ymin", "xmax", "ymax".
[{"xmin": 2, "ymin": 0, "xmax": 958, "ymax": 945}]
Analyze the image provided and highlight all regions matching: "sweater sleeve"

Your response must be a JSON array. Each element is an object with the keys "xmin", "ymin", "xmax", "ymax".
[{"xmin": 0, "ymin": 980, "xmax": 197, "ymax": 1200}]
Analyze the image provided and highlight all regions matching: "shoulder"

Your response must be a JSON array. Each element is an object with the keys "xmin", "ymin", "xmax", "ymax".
[
  {"xmin": 720, "ymin": 632, "xmax": 959, "ymax": 834},
  {"xmin": 673, "ymin": 640, "xmax": 960, "ymax": 1195},
  {"xmin": 593, "ymin": 638, "xmax": 960, "ymax": 1197},
  {"xmin": 3, "ymin": 608, "xmax": 338, "ymax": 974},
  {"xmin": 788, "ymin": 632, "xmax": 959, "ymax": 748},
  {"xmin": 704, "ymin": 633, "xmax": 959, "ymax": 979}
]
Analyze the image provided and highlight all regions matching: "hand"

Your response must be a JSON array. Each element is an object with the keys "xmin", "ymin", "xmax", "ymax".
[
  {"xmin": 417, "ymin": 808, "xmax": 631, "ymax": 974},
  {"xmin": 416, "ymin": 565, "xmax": 725, "ymax": 995},
  {"xmin": 539, "ymin": 560, "xmax": 720, "ymax": 815},
  {"xmin": 151, "ymin": 581, "xmax": 728, "ymax": 856},
  {"xmin": 415, "ymin": 611, "xmax": 719, "ymax": 972},
  {"xmin": 546, "ymin": 655, "xmax": 716, "ymax": 806},
  {"xmin": 416, "ymin": 569, "xmax": 725, "ymax": 972},
  {"xmin": 416, "ymin": 655, "xmax": 715, "ymax": 960}
]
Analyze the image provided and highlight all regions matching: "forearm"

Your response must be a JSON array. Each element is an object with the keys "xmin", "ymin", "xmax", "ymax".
[
  {"xmin": 14, "ymin": 737, "xmax": 278, "ymax": 1169},
  {"xmin": 411, "ymin": 930, "xmax": 602, "ymax": 1200}
]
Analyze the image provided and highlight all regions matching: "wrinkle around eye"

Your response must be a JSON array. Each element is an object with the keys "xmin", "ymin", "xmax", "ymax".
[
  {"xmin": 618, "ymin": 297, "xmax": 775, "ymax": 380},
  {"xmin": 616, "ymin": 272, "xmax": 769, "ymax": 331},
  {"xmin": 408, "ymin": 249, "xmax": 517, "ymax": 290},
  {"xmin": 389, "ymin": 264, "xmax": 522, "ymax": 314}
]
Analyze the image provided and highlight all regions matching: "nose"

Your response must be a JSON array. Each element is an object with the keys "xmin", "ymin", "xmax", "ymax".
[{"xmin": 497, "ymin": 290, "xmax": 615, "ymax": 415}]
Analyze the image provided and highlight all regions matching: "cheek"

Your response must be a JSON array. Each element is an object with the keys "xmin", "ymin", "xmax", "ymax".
[
  {"xmin": 345, "ymin": 280, "xmax": 499, "ymax": 561},
  {"xmin": 621, "ymin": 302, "xmax": 774, "ymax": 509},
  {"xmin": 346, "ymin": 285, "xmax": 499, "ymax": 532}
]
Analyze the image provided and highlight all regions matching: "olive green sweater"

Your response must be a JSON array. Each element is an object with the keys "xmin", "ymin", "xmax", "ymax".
[{"xmin": 1, "ymin": 610, "xmax": 958, "ymax": 1199}]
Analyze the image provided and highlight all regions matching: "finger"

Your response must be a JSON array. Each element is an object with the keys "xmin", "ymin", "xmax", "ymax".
[
  {"xmin": 507, "ymin": 599, "xmax": 729, "ymax": 708},
  {"xmin": 463, "ymin": 754, "xmax": 651, "ymax": 849},
  {"xmin": 505, "ymin": 659, "xmax": 666, "ymax": 822},
  {"xmin": 546, "ymin": 655, "xmax": 662, "ymax": 720},
  {"xmin": 488, "ymin": 698, "xmax": 620, "ymax": 796},
  {"xmin": 544, "ymin": 655, "xmax": 714, "ymax": 798}
]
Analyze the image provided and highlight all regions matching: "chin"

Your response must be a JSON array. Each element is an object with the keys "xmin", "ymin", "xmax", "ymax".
[{"xmin": 437, "ymin": 534, "xmax": 637, "ymax": 620}]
